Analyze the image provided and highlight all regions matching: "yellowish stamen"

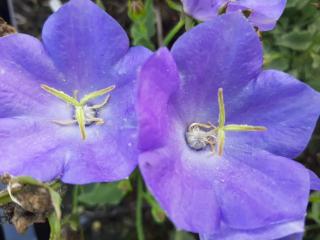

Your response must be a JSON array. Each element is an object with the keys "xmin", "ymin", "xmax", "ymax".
[
  {"xmin": 216, "ymin": 88, "xmax": 266, "ymax": 156},
  {"xmin": 41, "ymin": 84, "xmax": 115, "ymax": 140},
  {"xmin": 218, "ymin": 88, "xmax": 225, "ymax": 128},
  {"xmin": 80, "ymin": 85, "xmax": 115, "ymax": 105}
]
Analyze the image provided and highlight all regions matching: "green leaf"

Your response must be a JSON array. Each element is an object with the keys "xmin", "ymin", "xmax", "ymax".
[
  {"xmin": 310, "ymin": 192, "xmax": 320, "ymax": 203},
  {"xmin": 78, "ymin": 182, "xmax": 128, "ymax": 206},
  {"xmin": 276, "ymin": 31, "xmax": 314, "ymax": 51},
  {"xmin": 128, "ymin": 0, "xmax": 156, "ymax": 49},
  {"xmin": 308, "ymin": 192, "xmax": 320, "ymax": 225}
]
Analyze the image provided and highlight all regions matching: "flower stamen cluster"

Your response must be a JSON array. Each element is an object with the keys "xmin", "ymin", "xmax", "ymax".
[
  {"xmin": 41, "ymin": 84, "xmax": 115, "ymax": 140},
  {"xmin": 186, "ymin": 88, "xmax": 267, "ymax": 156}
]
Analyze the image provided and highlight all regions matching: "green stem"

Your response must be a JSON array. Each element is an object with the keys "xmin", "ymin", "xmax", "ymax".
[
  {"xmin": 166, "ymin": 0, "xmax": 182, "ymax": 12},
  {"xmin": 136, "ymin": 175, "xmax": 145, "ymax": 240},
  {"xmin": 163, "ymin": 18, "xmax": 185, "ymax": 46}
]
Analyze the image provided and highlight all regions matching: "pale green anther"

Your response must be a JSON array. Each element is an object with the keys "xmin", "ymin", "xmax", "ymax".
[
  {"xmin": 41, "ymin": 84, "xmax": 80, "ymax": 106},
  {"xmin": 80, "ymin": 85, "xmax": 116, "ymax": 105},
  {"xmin": 224, "ymin": 124, "xmax": 267, "ymax": 132},
  {"xmin": 218, "ymin": 88, "xmax": 225, "ymax": 128},
  {"xmin": 41, "ymin": 84, "xmax": 115, "ymax": 140}
]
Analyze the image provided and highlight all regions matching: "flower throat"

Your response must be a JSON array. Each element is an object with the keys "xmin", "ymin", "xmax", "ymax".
[{"xmin": 186, "ymin": 88, "xmax": 267, "ymax": 156}]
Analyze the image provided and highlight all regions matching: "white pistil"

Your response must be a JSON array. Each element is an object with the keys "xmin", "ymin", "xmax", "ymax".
[{"xmin": 186, "ymin": 123, "xmax": 217, "ymax": 152}]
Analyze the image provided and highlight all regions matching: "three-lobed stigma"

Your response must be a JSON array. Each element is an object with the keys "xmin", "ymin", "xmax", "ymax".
[
  {"xmin": 186, "ymin": 88, "xmax": 266, "ymax": 156},
  {"xmin": 41, "ymin": 84, "xmax": 115, "ymax": 140}
]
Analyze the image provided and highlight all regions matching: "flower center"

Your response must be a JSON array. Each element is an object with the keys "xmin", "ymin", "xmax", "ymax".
[
  {"xmin": 186, "ymin": 88, "xmax": 267, "ymax": 156},
  {"xmin": 41, "ymin": 84, "xmax": 115, "ymax": 140}
]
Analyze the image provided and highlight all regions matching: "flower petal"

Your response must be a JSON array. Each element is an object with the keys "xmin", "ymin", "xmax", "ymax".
[
  {"xmin": 137, "ymin": 48, "xmax": 180, "ymax": 151},
  {"xmin": 139, "ymin": 124, "xmax": 221, "ymax": 233},
  {"xmin": 199, "ymin": 219, "xmax": 304, "ymax": 240},
  {"xmin": 137, "ymin": 48, "xmax": 310, "ymax": 234},
  {"xmin": 61, "ymin": 46, "xmax": 152, "ymax": 184},
  {"xmin": 0, "ymin": 117, "xmax": 66, "ymax": 181},
  {"xmin": 171, "ymin": 13, "xmax": 263, "ymax": 124},
  {"xmin": 227, "ymin": 0, "xmax": 287, "ymax": 31},
  {"xmin": 139, "ymin": 123, "xmax": 310, "ymax": 233},
  {"xmin": 225, "ymin": 70, "xmax": 320, "ymax": 159},
  {"xmin": 0, "ymin": 34, "xmax": 150, "ymax": 183},
  {"xmin": 215, "ymin": 149, "xmax": 309, "ymax": 229},
  {"xmin": 182, "ymin": 0, "xmax": 228, "ymax": 21},
  {"xmin": 42, "ymin": 0, "xmax": 129, "ymax": 93},
  {"xmin": 0, "ymin": 33, "xmax": 75, "ymax": 182},
  {"xmin": 0, "ymin": 34, "xmax": 67, "ymax": 117}
]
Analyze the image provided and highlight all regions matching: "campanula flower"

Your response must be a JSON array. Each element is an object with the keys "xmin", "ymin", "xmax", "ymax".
[
  {"xmin": 0, "ymin": 0, "xmax": 151, "ymax": 184},
  {"xmin": 137, "ymin": 13, "xmax": 320, "ymax": 239},
  {"xmin": 182, "ymin": 0, "xmax": 287, "ymax": 31}
]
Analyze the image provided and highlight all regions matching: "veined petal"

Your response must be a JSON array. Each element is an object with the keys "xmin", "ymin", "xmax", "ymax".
[{"xmin": 42, "ymin": 0, "xmax": 129, "ymax": 93}]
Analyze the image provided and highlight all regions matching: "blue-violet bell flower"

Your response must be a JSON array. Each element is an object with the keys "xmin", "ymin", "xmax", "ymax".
[
  {"xmin": 137, "ymin": 13, "xmax": 320, "ymax": 239},
  {"xmin": 181, "ymin": 0, "xmax": 287, "ymax": 31},
  {"xmin": 0, "ymin": 0, "xmax": 151, "ymax": 184}
]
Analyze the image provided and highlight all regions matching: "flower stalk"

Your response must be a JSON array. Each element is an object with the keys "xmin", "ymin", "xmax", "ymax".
[{"xmin": 136, "ymin": 174, "xmax": 145, "ymax": 240}]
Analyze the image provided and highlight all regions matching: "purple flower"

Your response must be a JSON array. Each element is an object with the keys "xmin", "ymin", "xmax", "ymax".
[
  {"xmin": 0, "ymin": 0, "xmax": 151, "ymax": 184},
  {"xmin": 137, "ymin": 13, "xmax": 320, "ymax": 238},
  {"xmin": 182, "ymin": 0, "xmax": 287, "ymax": 31}
]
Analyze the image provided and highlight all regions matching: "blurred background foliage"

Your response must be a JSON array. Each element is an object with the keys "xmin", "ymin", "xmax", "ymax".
[
  {"xmin": 264, "ymin": 0, "xmax": 320, "ymax": 91},
  {"xmin": 0, "ymin": 0, "xmax": 320, "ymax": 239}
]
